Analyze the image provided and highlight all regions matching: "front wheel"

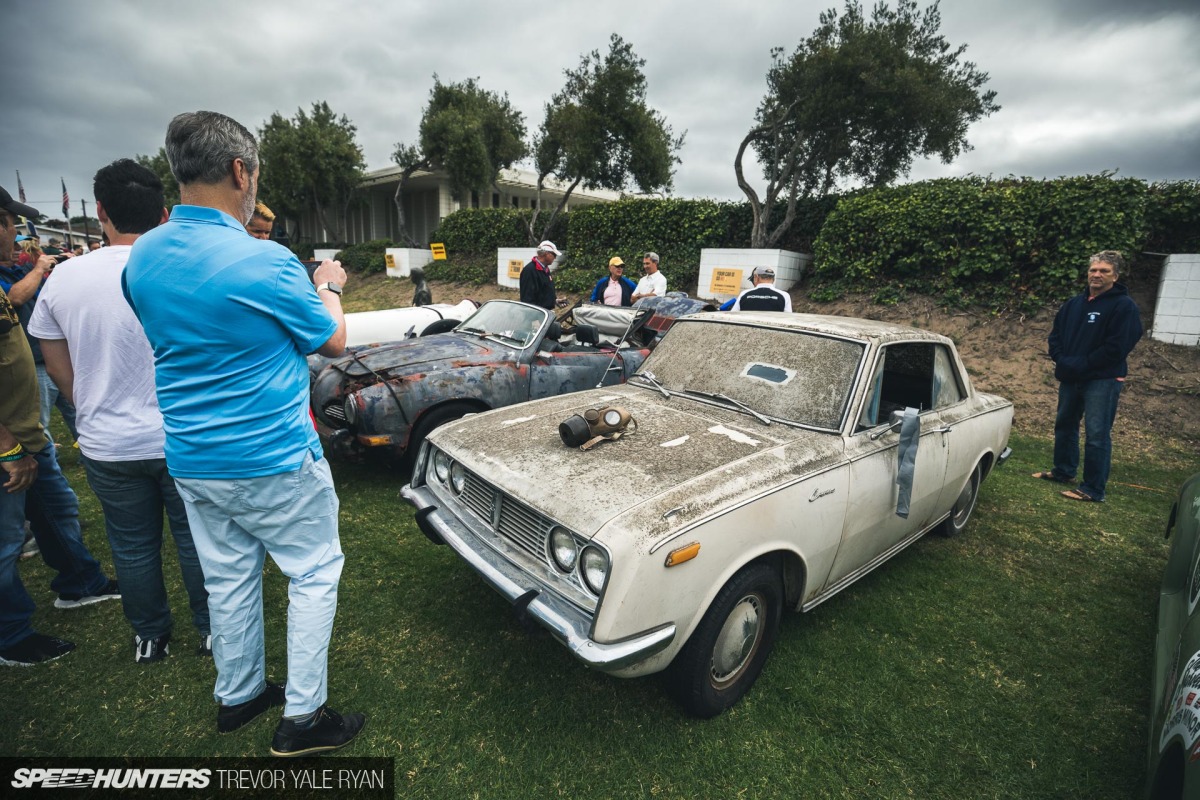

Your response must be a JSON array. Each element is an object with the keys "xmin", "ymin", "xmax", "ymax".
[
  {"xmin": 936, "ymin": 461, "xmax": 982, "ymax": 537},
  {"xmin": 665, "ymin": 562, "xmax": 783, "ymax": 718}
]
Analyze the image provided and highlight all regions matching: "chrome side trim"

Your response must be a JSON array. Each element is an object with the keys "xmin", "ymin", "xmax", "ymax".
[{"xmin": 402, "ymin": 485, "xmax": 675, "ymax": 672}]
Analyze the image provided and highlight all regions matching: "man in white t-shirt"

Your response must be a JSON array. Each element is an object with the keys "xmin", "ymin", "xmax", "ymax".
[
  {"xmin": 27, "ymin": 159, "xmax": 210, "ymax": 664},
  {"xmin": 631, "ymin": 251, "xmax": 667, "ymax": 303}
]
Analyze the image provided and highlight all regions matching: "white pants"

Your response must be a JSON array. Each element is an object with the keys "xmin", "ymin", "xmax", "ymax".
[{"xmin": 175, "ymin": 451, "xmax": 343, "ymax": 716}]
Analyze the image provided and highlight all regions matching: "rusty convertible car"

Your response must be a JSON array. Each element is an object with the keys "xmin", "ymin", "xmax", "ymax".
[
  {"xmin": 403, "ymin": 311, "xmax": 1014, "ymax": 717},
  {"xmin": 310, "ymin": 299, "xmax": 662, "ymax": 467}
]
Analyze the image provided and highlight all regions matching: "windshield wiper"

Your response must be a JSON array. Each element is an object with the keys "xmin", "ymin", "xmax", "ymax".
[
  {"xmin": 682, "ymin": 390, "xmax": 772, "ymax": 425},
  {"xmin": 632, "ymin": 371, "xmax": 671, "ymax": 398}
]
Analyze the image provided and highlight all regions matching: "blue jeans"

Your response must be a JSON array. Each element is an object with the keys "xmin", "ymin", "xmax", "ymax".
[
  {"xmin": 82, "ymin": 456, "xmax": 209, "ymax": 641},
  {"xmin": 174, "ymin": 452, "xmax": 343, "ymax": 715},
  {"xmin": 36, "ymin": 364, "xmax": 79, "ymax": 444},
  {"xmin": 1, "ymin": 443, "xmax": 110, "ymax": 649},
  {"xmin": 1052, "ymin": 378, "xmax": 1124, "ymax": 501}
]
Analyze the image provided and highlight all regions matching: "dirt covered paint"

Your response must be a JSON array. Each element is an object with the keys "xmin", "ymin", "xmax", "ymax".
[{"xmin": 430, "ymin": 383, "xmax": 844, "ymax": 539}]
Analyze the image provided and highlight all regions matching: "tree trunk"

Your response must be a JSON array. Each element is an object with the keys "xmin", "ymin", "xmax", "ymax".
[
  {"xmin": 392, "ymin": 167, "xmax": 421, "ymax": 248},
  {"xmin": 529, "ymin": 175, "xmax": 581, "ymax": 246}
]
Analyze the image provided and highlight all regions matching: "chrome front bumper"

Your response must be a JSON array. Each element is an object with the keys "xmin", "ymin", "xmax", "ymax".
[{"xmin": 401, "ymin": 484, "xmax": 675, "ymax": 673}]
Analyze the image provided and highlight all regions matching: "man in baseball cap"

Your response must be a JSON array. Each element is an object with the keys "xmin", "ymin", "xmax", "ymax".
[
  {"xmin": 520, "ymin": 240, "xmax": 562, "ymax": 309},
  {"xmin": 0, "ymin": 186, "xmax": 40, "ymax": 221}
]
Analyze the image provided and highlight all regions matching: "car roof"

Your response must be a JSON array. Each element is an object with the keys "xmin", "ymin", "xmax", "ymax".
[{"xmin": 681, "ymin": 311, "xmax": 954, "ymax": 346}]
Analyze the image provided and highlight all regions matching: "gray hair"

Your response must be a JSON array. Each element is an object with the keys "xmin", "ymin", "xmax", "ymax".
[
  {"xmin": 165, "ymin": 111, "xmax": 259, "ymax": 186},
  {"xmin": 1089, "ymin": 250, "xmax": 1125, "ymax": 275}
]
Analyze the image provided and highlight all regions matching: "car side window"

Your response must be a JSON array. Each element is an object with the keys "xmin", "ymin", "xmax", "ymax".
[{"xmin": 857, "ymin": 342, "xmax": 964, "ymax": 431}]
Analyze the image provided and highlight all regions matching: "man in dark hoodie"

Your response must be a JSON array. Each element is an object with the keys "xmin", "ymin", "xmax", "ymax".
[{"xmin": 1033, "ymin": 251, "xmax": 1142, "ymax": 502}]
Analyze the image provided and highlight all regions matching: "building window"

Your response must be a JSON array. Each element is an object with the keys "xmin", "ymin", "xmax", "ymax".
[
  {"xmin": 492, "ymin": 192, "xmax": 501, "ymax": 208},
  {"xmin": 512, "ymin": 196, "xmax": 521, "ymax": 208},
  {"xmin": 471, "ymin": 191, "xmax": 480, "ymax": 208}
]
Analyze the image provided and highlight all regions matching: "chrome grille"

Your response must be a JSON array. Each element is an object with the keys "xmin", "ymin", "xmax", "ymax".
[
  {"xmin": 322, "ymin": 401, "xmax": 347, "ymax": 425},
  {"xmin": 461, "ymin": 471, "xmax": 552, "ymax": 562}
]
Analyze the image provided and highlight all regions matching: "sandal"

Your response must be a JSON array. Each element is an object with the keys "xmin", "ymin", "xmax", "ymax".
[
  {"xmin": 1032, "ymin": 471, "xmax": 1072, "ymax": 484},
  {"xmin": 1060, "ymin": 488, "xmax": 1096, "ymax": 502}
]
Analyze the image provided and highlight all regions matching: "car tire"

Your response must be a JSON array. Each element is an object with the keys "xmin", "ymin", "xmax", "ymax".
[
  {"xmin": 936, "ymin": 461, "xmax": 982, "ymax": 537},
  {"xmin": 665, "ymin": 562, "xmax": 782, "ymax": 719},
  {"xmin": 400, "ymin": 401, "xmax": 483, "ymax": 474}
]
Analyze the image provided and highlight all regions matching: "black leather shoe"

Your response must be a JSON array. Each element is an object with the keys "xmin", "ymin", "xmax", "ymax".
[
  {"xmin": 270, "ymin": 705, "xmax": 366, "ymax": 757},
  {"xmin": 217, "ymin": 682, "xmax": 285, "ymax": 733}
]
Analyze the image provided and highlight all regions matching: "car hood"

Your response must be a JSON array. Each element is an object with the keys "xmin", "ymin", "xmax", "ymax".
[
  {"xmin": 428, "ymin": 384, "xmax": 844, "ymax": 540},
  {"xmin": 313, "ymin": 333, "xmax": 516, "ymax": 385}
]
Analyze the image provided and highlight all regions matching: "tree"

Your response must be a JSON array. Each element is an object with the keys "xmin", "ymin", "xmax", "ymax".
[
  {"xmin": 258, "ymin": 101, "xmax": 366, "ymax": 244},
  {"xmin": 530, "ymin": 33, "xmax": 684, "ymax": 244},
  {"xmin": 735, "ymin": 0, "xmax": 999, "ymax": 248},
  {"xmin": 135, "ymin": 148, "xmax": 180, "ymax": 207},
  {"xmin": 391, "ymin": 77, "xmax": 527, "ymax": 247}
]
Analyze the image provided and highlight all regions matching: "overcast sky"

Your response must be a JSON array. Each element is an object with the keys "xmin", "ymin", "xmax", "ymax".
[{"xmin": 4, "ymin": 0, "xmax": 1198, "ymax": 218}]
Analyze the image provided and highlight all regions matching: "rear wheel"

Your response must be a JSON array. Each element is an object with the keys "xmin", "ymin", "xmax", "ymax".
[
  {"xmin": 936, "ymin": 461, "xmax": 982, "ymax": 537},
  {"xmin": 665, "ymin": 562, "xmax": 782, "ymax": 718}
]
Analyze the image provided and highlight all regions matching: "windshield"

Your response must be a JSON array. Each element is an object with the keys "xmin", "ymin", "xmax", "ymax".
[
  {"xmin": 456, "ymin": 301, "xmax": 549, "ymax": 349},
  {"xmin": 638, "ymin": 319, "xmax": 866, "ymax": 430}
]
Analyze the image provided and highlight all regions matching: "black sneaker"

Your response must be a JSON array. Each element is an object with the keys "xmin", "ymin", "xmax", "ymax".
[
  {"xmin": 270, "ymin": 706, "xmax": 366, "ymax": 757},
  {"xmin": 197, "ymin": 634, "xmax": 213, "ymax": 657},
  {"xmin": 134, "ymin": 633, "xmax": 170, "ymax": 663},
  {"xmin": 55, "ymin": 579, "xmax": 121, "ymax": 609},
  {"xmin": 0, "ymin": 632, "xmax": 76, "ymax": 667},
  {"xmin": 217, "ymin": 682, "xmax": 286, "ymax": 734}
]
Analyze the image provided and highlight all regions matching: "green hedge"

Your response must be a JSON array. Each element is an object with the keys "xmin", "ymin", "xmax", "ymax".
[
  {"xmin": 429, "ymin": 209, "xmax": 568, "ymax": 256},
  {"xmin": 1144, "ymin": 180, "xmax": 1200, "ymax": 253},
  {"xmin": 423, "ymin": 254, "xmax": 497, "ymax": 285},
  {"xmin": 812, "ymin": 175, "xmax": 1153, "ymax": 310},
  {"xmin": 335, "ymin": 239, "xmax": 396, "ymax": 274}
]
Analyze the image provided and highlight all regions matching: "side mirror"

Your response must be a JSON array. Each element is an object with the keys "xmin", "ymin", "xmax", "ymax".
[{"xmin": 869, "ymin": 409, "xmax": 907, "ymax": 441}]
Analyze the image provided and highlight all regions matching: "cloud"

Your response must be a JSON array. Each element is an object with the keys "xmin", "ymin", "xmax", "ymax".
[{"xmin": 3, "ymin": 0, "xmax": 1196, "ymax": 216}]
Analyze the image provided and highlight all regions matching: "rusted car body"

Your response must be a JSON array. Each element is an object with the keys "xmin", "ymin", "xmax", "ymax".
[
  {"xmin": 403, "ymin": 312, "xmax": 1014, "ymax": 717},
  {"xmin": 310, "ymin": 300, "xmax": 654, "ymax": 465}
]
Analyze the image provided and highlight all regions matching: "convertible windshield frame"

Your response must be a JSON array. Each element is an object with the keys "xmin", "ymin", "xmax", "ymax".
[{"xmin": 455, "ymin": 301, "xmax": 551, "ymax": 353}]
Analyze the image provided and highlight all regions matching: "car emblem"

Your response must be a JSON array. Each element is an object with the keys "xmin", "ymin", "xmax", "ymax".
[{"xmin": 809, "ymin": 487, "xmax": 835, "ymax": 502}]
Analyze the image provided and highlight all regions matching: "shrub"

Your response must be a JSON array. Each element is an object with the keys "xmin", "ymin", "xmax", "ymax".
[
  {"xmin": 1144, "ymin": 180, "xmax": 1200, "ymax": 253},
  {"xmin": 430, "ymin": 209, "xmax": 567, "ymax": 256},
  {"xmin": 335, "ymin": 239, "xmax": 395, "ymax": 274},
  {"xmin": 813, "ymin": 175, "xmax": 1149, "ymax": 309}
]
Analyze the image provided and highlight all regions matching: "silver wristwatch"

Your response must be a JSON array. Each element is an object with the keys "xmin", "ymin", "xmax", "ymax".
[{"xmin": 316, "ymin": 281, "xmax": 343, "ymax": 296}]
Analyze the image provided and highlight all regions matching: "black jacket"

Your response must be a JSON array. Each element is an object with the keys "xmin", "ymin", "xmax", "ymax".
[
  {"xmin": 1048, "ymin": 282, "xmax": 1142, "ymax": 382},
  {"xmin": 519, "ymin": 259, "xmax": 556, "ymax": 310}
]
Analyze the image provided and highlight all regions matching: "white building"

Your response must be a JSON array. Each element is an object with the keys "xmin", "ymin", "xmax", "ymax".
[{"xmin": 296, "ymin": 165, "xmax": 621, "ymax": 246}]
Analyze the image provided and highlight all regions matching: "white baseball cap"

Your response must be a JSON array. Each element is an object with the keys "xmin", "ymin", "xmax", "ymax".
[{"xmin": 537, "ymin": 240, "xmax": 562, "ymax": 256}]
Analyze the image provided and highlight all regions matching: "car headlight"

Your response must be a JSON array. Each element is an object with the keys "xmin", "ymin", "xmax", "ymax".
[
  {"xmin": 580, "ymin": 546, "xmax": 609, "ymax": 593},
  {"xmin": 450, "ymin": 461, "xmax": 466, "ymax": 495},
  {"xmin": 343, "ymin": 395, "xmax": 358, "ymax": 426},
  {"xmin": 432, "ymin": 449, "xmax": 451, "ymax": 483},
  {"xmin": 549, "ymin": 527, "xmax": 578, "ymax": 572}
]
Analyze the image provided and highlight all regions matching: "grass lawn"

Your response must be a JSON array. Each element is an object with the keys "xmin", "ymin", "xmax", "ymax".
[{"xmin": 4, "ymin": 430, "xmax": 1197, "ymax": 799}]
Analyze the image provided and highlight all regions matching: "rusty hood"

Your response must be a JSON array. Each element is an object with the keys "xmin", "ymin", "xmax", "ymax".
[
  {"xmin": 426, "ymin": 383, "xmax": 845, "ymax": 539},
  {"xmin": 331, "ymin": 334, "xmax": 512, "ymax": 379}
]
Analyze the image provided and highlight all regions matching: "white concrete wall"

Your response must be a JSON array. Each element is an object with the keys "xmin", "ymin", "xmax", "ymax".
[
  {"xmin": 1151, "ymin": 254, "xmax": 1200, "ymax": 346},
  {"xmin": 385, "ymin": 247, "xmax": 433, "ymax": 279},
  {"xmin": 697, "ymin": 249, "xmax": 811, "ymax": 302},
  {"xmin": 497, "ymin": 247, "xmax": 566, "ymax": 290}
]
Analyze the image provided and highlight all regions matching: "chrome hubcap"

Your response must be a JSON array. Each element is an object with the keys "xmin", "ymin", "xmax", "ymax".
[
  {"xmin": 952, "ymin": 474, "xmax": 978, "ymax": 527},
  {"xmin": 711, "ymin": 594, "xmax": 762, "ymax": 684}
]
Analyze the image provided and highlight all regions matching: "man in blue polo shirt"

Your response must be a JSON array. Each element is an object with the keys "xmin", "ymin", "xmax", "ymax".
[{"xmin": 122, "ymin": 111, "xmax": 363, "ymax": 757}]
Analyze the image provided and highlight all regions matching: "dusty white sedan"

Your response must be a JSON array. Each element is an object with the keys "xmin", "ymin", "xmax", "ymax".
[{"xmin": 402, "ymin": 312, "xmax": 1013, "ymax": 717}]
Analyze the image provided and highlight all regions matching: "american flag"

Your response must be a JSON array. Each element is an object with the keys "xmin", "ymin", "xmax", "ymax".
[
  {"xmin": 16, "ymin": 171, "xmax": 25, "ymax": 203},
  {"xmin": 61, "ymin": 178, "xmax": 69, "ymax": 217}
]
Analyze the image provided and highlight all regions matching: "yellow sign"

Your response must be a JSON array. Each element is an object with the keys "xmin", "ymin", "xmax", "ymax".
[
  {"xmin": 710, "ymin": 267, "xmax": 743, "ymax": 295},
  {"xmin": 384, "ymin": 253, "xmax": 396, "ymax": 269},
  {"xmin": 507, "ymin": 259, "xmax": 524, "ymax": 280},
  {"xmin": 430, "ymin": 243, "xmax": 446, "ymax": 260}
]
